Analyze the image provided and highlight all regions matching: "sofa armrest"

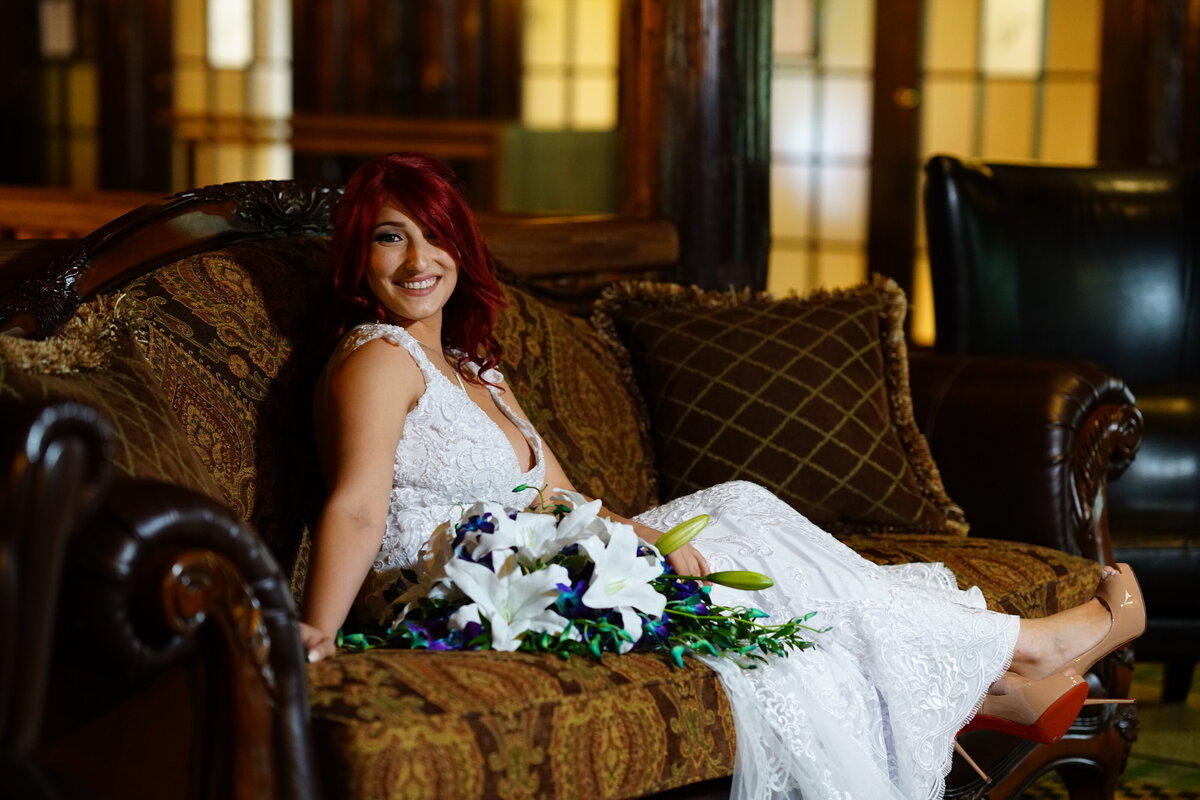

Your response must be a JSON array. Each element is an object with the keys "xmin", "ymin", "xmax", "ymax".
[
  {"xmin": 56, "ymin": 478, "xmax": 318, "ymax": 800},
  {"xmin": 907, "ymin": 352, "xmax": 1143, "ymax": 561}
]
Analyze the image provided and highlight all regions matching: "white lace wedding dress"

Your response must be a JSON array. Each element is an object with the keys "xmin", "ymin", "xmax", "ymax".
[{"xmin": 333, "ymin": 322, "xmax": 1020, "ymax": 800}]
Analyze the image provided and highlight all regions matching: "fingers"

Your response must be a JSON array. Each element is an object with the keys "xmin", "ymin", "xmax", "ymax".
[{"xmin": 299, "ymin": 622, "xmax": 336, "ymax": 663}]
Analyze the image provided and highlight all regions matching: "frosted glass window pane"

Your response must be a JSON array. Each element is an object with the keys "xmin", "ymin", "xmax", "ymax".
[
  {"xmin": 924, "ymin": 0, "xmax": 980, "ymax": 71},
  {"xmin": 176, "ymin": 0, "xmax": 205, "ymax": 59},
  {"xmin": 772, "ymin": 73, "xmax": 815, "ymax": 156},
  {"xmin": 208, "ymin": 0, "xmax": 254, "ymax": 70},
  {"xmin": 1041, "ymin": 81, "xmax": 1098, "ymax": 163},
  {"xmin": 816, "ymin": 250, "xmax": 865, "ymax": 289},
  {"xmin": 69, "ymin": 139, "xmax": 99, "ymax": 190},
  {"xmin": 213, "ymin": 143, "xmax": 247, "ymax": 183},
  {"xmin": 68, "ymin": 63, "xmax": 97, "ymax": 127},
  {"xmin": 818, "ymin": 165, "xmax": 868, "ymax": 243},
  {"xmin": 258, "ymin": 0, "xmax": 292, "ymax": 60},
  {"xmin": 767, "ymin": 247, "xmax": 814, "ymax": 296},
  {"xmin": 770, "ymin": 164, "xmax": 811, "ymax": 239},
  {"xmin": 1045, "ymin": 0, "xmax": 1101, "ymax": 71},
  {"xmin": 522, "ymin": 76, "xmax": 566, "ymax": 128},
  {"xmin": 774, "ymin": 0, "xmax": 815, "ymax": 58},
  {"xmin": 981, "ymin": 80, "xmax": 1036, "ymax": 159},
  {"xmin": 920, "ymin": 79, "xmax": 974, "ymax": 159},
  {"xmin": 572, "ymin": 77, "xmax": 617, "ymax": 129},
  {"xmin": 524, "ymin": 0, "xmax": 567, "ymax": 67},
  {"xmin": 248, "ymin": 63, "xmax": 291, "ymax": 117},
  {"xmin": 213, "ymin": 68, "xmax": 247, "ymax": 114},
  {"xmin": 981, "ymin": 0, "xmax": 1045, "ymax": 78},
  {"xmin": 822, "ymin": 0, "xmax": 874, "ymax": 70},
  {"xmin": 911, "ymin": 257, "xmax": 936, "ymax": 347},
  {"xmin": 39, "ymin": 0, "xmax": 76, "ymax": 59},
  {"xmin": 176, "ymin": 67, "xmax": 206, "ymax": 114},
  {"xmin": 573, "ymin": 0, "xmax": 617, "ymax": 67},
  {"xmin": 819, "ymin": 76, "xmax": 871, "ymax": 157},
  {"xmin": 250, "ymin": 142, "xmax": 292, "ymax": 180}
]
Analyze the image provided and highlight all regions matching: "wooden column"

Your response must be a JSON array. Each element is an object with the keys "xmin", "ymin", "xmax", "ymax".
[
  {"xmin": 0, "ymin": 3, "xmax": 41, "ymax": 184},
  {"xmin": 1099, "ymin": 0, "xmax": 1200, "ymax": 164},
  {"xmin": 97, "ymin": 0, "xmax": 173, "ymax": 191},
  {"xmin": 866, "ymin": 0, "xmax": 921, "ymax": 306},
  {"xmin": 619, "ymin": 0, "xmax": 771, "ymax": 292}
]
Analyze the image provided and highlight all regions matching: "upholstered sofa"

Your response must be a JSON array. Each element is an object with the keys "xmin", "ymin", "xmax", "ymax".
[{"xmin": 1, "ymin": 181, "xmax": 1143, "ymax": 800}]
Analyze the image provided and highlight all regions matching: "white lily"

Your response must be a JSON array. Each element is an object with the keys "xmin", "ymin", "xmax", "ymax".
[
  {"xmin": 471, "ymin": 510, "xmax": 563, "ymax": 565},
  {"xmin": 550, "ymin": 488, "xmax": 616, "ymax": 545},
  {"xmin": 443, "ymin": 551, "xmax": 571, "ymax": 651},
  {"xmin": 580, "ymin": 522, "xmax": 667, "ymax": 653}
]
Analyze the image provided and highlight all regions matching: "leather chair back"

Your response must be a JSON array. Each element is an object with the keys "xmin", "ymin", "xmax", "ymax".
[{"xmin": 923, "ymin": 155, "xmax": 1200, "ymax": 386}]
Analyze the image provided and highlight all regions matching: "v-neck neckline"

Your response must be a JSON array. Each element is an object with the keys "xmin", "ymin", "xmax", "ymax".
[{"xmin": 389, "ymin": 324, "xmax": 540, "ymax": 476}]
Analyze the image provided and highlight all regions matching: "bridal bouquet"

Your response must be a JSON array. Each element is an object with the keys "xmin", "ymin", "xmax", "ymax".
[{"xmin": 340, "ymin": 489, "xmax": 821, "ymax": 667}]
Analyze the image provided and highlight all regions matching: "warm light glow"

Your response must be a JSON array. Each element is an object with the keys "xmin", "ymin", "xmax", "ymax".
[{"xmin": 207, "ymin": 0, "xmax": 254, "ymax": 70}]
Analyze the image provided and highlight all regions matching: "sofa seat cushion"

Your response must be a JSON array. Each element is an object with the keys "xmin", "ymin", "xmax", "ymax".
[
  {"xmin": 306, "ymin": 650, "xmax": 735, "ymax": 800},
  {"xmin": 837, "ymin": 534, "xmax": 1102, "ymax": 617}
]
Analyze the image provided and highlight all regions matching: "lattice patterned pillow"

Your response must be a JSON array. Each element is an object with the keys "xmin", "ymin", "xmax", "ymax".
[
  {"xmin": 0, "ymin": 295, "xmax": 226, "ymax": 501},
  {"xmin": 592, "ymin": 276, "xmax": 968, "ymax": 536}
]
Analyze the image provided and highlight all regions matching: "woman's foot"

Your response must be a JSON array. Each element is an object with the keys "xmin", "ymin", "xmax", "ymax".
[{"xmin": 1008, "ymin": 565, "xmax": 1125, "ymax": 682}]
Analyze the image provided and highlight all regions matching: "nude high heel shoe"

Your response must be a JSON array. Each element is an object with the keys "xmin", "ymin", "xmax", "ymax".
[{"xmin": 1069, "ymin": 562, "xmax": 1146, "ymax": 677}]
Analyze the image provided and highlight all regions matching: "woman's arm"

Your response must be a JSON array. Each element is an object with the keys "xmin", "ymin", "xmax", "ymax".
[
  {"xmin": 503, "ymin": 388, "xmax": 711, "ymax": 578},
  {"xmin": 300, "ymin": 338, "xmax": 422, "ymax": 660}
]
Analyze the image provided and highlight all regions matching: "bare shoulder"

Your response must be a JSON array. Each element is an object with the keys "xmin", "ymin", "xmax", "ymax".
[{"xmin": 331, "ymin": 336, "xmax": 422, "ymax": 396}]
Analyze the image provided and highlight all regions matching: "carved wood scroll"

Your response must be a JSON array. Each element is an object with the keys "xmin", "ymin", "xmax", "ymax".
[{"xmin": 1069, "ymin": 403, "xmax": 1145, "ymax": 563}]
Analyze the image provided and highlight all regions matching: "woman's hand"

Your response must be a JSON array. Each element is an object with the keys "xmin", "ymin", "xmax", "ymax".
[
  {"xmin": 666, "ymin": 542, "xmax": 711, "ymax": 580},
  {"xmin": 300, "ymin": 622, "xmax": 336, "ymax": 663}
]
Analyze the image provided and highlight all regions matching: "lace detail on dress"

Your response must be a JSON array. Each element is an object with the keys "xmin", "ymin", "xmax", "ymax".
[
  {"xmin": 637, "ymin": 481, "xmax": 1018, "ymax": 800},
  {"xmin": 332, "ymin": 323, "xmax": 545, "ymax": 618}
]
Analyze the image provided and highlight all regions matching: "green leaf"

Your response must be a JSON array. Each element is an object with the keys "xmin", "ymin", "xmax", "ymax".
[
  {"xmin": 670, "ymin": 644, "xmax": 687, "ymax": 668},
  {"xmin": 655, "ymin": 514, "xmax": 711, "ymax": 555},
  {"xmin": 704, "ymin": 570, "xmax": 775, "ymax": 591}
]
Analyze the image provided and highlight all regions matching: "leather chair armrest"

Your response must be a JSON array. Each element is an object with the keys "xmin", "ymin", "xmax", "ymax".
[
  {"xmin": 907, "ymin": 352, "xmax": 1143, "ymax": 561},
  {"xmin": 60, "ymin": 479, "xmax": 318, "ymax": 800}
]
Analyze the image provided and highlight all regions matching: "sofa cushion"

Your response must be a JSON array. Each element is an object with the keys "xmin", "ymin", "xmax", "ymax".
[
  {"xmin": 495, "ymin": 284, "xmax": 658, "ymax": 518},
  {"xmin": 592, "ymin": 276, "xmax": 968, "ymax": 536},
  {"xmin": 0, "ymin": 294, "xmax": 225, "ymax": 500},
  {"xmin": 307, "ymin": 650, "xmax": 734, "ymax": 800},
  {"xmin": 122, "ymin": 237, "xmax": 330, "ymax": 575},
  {"xmin": 837, "ymin": 533, "xmax": 1102, "ymax": 617}
]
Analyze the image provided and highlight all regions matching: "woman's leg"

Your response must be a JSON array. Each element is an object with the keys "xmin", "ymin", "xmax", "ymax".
[{"xmin": 995, "ymin": 566, "xmax": 1118, "ymax": 689}]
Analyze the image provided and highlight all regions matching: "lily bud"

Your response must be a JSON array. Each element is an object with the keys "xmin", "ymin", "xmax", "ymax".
[
  {"xmin": 704, "ymin": 570, "xmax": 774, "ymax": 591},
  {"xmin": 655, "ymin": 514, "xmax": 711, "ymax": 555}
]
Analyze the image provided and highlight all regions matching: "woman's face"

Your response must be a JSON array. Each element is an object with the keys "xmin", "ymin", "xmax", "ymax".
[{"xmin": 366, "ymin": 201, "xmax": 458, "ymax": 329}]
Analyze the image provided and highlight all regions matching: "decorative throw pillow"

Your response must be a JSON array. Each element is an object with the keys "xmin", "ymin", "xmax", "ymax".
[
  {"xmin": 0, "ymin": 294, "xmax": 226, "ymax": 502},
  {"xmin": 495, "ymin": 283, "xmax": 658, "ymax": 518},
  {"xmin": 591, "ymin": 276, "xmax": 968, "ymax": 536}
]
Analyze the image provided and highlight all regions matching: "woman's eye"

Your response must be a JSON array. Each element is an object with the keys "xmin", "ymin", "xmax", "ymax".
[{"xmin": 374, "ymin": 231, "xmax": 403, "ymax": 244}]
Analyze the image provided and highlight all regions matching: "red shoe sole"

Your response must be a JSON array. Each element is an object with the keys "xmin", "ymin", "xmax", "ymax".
[{"xmin": 960, "ymin": 681, "xmax": 1089, "ymax": 744}]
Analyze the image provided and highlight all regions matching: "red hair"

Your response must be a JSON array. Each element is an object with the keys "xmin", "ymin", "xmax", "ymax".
[{"xmin": 328, "ymin": 152, "xmax": 505, "ymax": 380}]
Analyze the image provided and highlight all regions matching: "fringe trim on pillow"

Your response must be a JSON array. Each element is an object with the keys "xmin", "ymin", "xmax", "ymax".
[
  {"xmin": 0, "ymin": 293, "xmax": 143, "ymax": 374},
  {"xmin": 591, "ymin": 274, "xmax": 970, "ymax": 536}
]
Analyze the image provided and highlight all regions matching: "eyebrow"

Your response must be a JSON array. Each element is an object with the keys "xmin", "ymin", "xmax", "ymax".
[{"xmin": 372, "ymin": 220, "xmax": 412, "ymax": 230}]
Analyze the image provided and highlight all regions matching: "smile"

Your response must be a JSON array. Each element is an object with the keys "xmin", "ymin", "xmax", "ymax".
[{"xmin": 397, "ymin": 277, "xmax": 438, "ymax": 290}]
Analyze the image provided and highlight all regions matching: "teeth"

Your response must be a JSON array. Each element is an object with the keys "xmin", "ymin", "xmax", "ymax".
[{"xmin": 399, "ymin": 277, "xmax": 437, "ymax": 290}]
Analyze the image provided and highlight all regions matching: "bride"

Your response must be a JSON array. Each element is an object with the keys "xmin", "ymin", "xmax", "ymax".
[{"xmin": 298, "ymin": 152, "xmax": 1144, "ymax": 799}]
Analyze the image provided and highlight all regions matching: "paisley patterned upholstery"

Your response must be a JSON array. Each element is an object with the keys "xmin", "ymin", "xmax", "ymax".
[
  {"xmin": 122, "ymin": 237, "xmax": 330, "ymax": 578},
  {"xmin": 496, "ymin": 284, "xmax": 658, "ymax": 518}
]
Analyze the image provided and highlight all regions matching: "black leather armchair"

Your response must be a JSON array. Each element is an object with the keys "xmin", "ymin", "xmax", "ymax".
[{"xmin": 924, "ymin": 154, "xmax": 1200, "ymax": 701}]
